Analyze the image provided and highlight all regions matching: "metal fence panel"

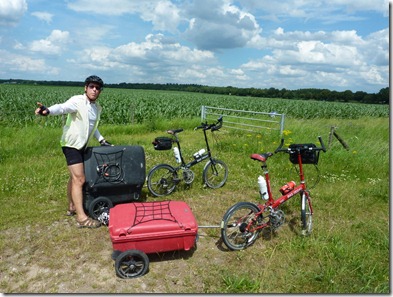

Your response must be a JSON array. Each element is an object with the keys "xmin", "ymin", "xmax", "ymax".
[{"xmin": 201, "ymin": 106, "xmax": 285, "ymax": 135}]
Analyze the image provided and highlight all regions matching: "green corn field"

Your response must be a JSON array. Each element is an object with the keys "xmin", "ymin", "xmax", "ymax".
[{"xmin": 0, "ymin": 84, "xmax": 389, "ymax": 127}]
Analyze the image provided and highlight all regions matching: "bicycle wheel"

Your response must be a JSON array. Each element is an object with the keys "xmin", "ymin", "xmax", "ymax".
[
  {"xmin": 203, "ymin": 159, "xmax": 228, "ymax": 189},
  {"xmin": 220, "ymin": 202, "xmax": 262, "ymax": 250},
  {"xmin": 300, "ymin": 192, "xmax": 313, "ymax": 236},
  {"xmin": 147, "ymin": 164, "xmax": 177, "ymax": 197}
]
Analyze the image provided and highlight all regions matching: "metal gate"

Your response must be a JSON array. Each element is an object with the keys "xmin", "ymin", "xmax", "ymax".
[{"xmin": 201, "ymin": 105, "xmax": 285, "ymax": 135}]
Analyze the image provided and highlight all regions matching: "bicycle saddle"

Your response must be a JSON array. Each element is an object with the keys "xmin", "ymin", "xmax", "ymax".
[
  {"xmin": 250, "ymin": 152, "xmax": 273, "ymax": 162},
  {"xmin": 167, "ymin": 129, "xmax": 184, "ymax": 135}
]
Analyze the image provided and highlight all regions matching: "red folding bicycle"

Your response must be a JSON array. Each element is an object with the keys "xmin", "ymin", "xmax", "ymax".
[{"xmin": 220, "ymin": 136, "xmax": 326, "ymax": 250}]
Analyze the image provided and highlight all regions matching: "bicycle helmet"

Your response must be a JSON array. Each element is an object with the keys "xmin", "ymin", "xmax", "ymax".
[{"xmin": 85, "ymin": 75, "xmax": 104, "ymax": 87}]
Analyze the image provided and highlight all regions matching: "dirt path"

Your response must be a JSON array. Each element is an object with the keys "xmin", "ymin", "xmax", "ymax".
[{"xmin": 0, "ymin": 216, "xmax": 232, "ymax": 293}]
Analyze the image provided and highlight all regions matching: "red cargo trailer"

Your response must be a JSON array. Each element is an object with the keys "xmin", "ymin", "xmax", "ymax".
[{"xmin": 108, "ymin": 200, "xmax": 198, "ymax": 278}]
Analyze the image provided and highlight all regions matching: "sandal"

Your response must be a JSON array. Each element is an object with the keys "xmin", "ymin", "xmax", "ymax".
[
  {"xmin": 66, "ymin": 210, "xmax": 76, "ymax": 216},
  {"xmin": 76, "ymin": 217, "xmax": 101, "ymax": 228}
]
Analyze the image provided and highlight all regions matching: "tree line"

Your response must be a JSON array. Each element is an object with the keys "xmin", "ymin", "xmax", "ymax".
[{"xmin": 1, "ymin": 79, "xmax": 388, "ymax": 104}]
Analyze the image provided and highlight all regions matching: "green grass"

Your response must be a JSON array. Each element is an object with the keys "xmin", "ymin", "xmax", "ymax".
[{"xmin": 0, "ymin": 115, "xmax": 389, "ymax": 293}]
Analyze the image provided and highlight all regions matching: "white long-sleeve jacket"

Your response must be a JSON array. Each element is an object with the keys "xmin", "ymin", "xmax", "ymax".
[{"xmin": 48, "ymin": 94, "xmax": 103, "ymax": 149}]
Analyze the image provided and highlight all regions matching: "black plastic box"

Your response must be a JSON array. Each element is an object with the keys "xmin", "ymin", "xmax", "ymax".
[{"xmin": 83, "ymin": 145, "xmax": 146, "ymax": 218}]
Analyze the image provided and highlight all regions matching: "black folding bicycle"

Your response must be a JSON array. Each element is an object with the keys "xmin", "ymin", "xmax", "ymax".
[{"xmin": 147, "ymin": 116, "xmax": 228, "ymax": 197}]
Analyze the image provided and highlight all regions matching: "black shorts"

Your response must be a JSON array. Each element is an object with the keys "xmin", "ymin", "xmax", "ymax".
[{"xmin": 62, "ymin": 147, "xmax": 85, "ymax": 166}]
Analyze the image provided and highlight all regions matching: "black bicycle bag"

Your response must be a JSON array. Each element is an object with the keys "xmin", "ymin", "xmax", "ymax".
[
  {"xmin": 288, "ymin": 143, "xmax": 319, "ymax": 164},
  {"xmin": 152, "ymin": 137, "xmax": 172, "ymax": 150}
]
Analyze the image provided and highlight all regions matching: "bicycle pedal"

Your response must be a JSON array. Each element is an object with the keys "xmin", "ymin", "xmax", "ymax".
[{"xmin": 173, "ymin": 178, "xmax": 181, "ymax": 184}]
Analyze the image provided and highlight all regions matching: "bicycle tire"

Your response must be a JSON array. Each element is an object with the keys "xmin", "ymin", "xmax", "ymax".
[
  {"xmin": 300, "ymin": 192, "xmax": 313, "ymax": 236},
  {"xmin": 147, "ymin": 164, "xmax": 177, "ymax": 197},
  {"xmin": 220, "ymin": 202, "xmax": 261, "ymax": 251},
  {"xmin": 203, "ymin": 158, "xmax": 228, "ymax": 189}
]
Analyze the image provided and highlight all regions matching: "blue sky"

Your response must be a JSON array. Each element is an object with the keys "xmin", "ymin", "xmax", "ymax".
[{"xmin": 0, "ymin": 0, "xmax": 389, "ymax": 93}]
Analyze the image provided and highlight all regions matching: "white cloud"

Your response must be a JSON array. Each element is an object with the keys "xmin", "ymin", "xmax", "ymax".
[
  {"xmin": 29, "ymin": 30, "xmax": 70, "ymax": 55},
  {"xmin": 110, "ymin": 33, "xmax": 214, "ymax": 64},
  {"xmin": 68, "ymin": 0, "xmax": 181, "ymax": 33},
  {"xmin": 184, "ymin": 0, "xmax": 261, "ymax": 50},
  {"xmin": 328, "ymin": 0, "xmax": 389, "ymax": 16},
  {"xmin": 67, "ymin": 33, "xmax": 215, "ymax": 83},
  {"xmin": 238, "ymin": 24, "xmax": 388, "ymax": 91},
  {"xmin": 31, "ymin": 11, "xmax": 53, "ymax": 24},
  {"xmin": 63, "ymin": 34, "xmax": 215, "ymax": 83},
  {"xmin": 238, "ymin": 0, "xmax": 388, "ymax": 20},
  {"xmin": 139, "ymin": 1, "xmax": 181, "ymax": 33},
  {"xmin": 68, "ymin": 0, "xmax": 263, "ymax": 50},
  {"xmin": 250, "ymin": 26, "xmax": 387, "ymax": 68},
  {"xmin": 82, "ymin": 47, "xmax": 112, "ymax": 63},
  {"xmin": 67, "ymin": 0, "xmax": 139, "ymax": 15},
  {"xmin": 0, "ymin": 49, "xmax": 58, "ymax": 75},
  {"xmin": 293, "ymin": 41, "xmax": 360, "ymax": 66},
  {"xmin": 0, "ymin": 0, "xmax": 27, "ymax": 26},
  {"xmin": 363, "ymin": 28, "xmax": 389, "ymax": 66}
]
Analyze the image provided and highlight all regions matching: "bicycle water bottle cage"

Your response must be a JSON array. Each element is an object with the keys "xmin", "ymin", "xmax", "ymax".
[
  {"xmin": 250, "ymin": 152, "xmax": 273, "ymax": 162},
  {"xmin": 167, "ymin": 129, "xmax": 183, "ymax": 135}
]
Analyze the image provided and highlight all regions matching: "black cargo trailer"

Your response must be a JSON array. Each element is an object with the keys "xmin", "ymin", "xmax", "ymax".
[{"xmin": 83, "ymin": 145, "xmax": 146, "ymax": 220}]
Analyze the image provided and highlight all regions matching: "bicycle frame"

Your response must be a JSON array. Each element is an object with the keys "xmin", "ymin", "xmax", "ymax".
[
  {"xmin": 174, "ymin": 127, "xmax": 212, "ymax": 169},
  {"xmin": 265, "ymin": 152, "xmax": 309, "ymax": 209},
  {"xmin": 248, "ymin": 152, "xmax": 311, "ymax": 232}
]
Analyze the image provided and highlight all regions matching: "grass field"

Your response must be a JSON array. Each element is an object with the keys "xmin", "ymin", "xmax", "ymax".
[{"xmin": 0, "ymin": 86, "xmax": 389, "ymax": 293}]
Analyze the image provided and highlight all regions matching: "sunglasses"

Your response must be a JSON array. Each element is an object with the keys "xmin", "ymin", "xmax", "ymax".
[{"xmin": 88, "ymin": 84, "xmax": 102, "ymax": 91}]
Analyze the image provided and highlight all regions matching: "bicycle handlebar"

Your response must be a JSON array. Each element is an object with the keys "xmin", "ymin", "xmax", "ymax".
[
  {"xmin": 318, "ymin": 136, "xmax": 327, "ymax": 152},
  {"xmin": 274, "ymin": 138, "xmax": 285, "ymax": 153},
  {"xmin": 195, "ymin": 116, "xmax": 223, "ymax": 132},
  {"xmin": 274, "ymin": 136, "xmax": 327, "ymax": 154}
]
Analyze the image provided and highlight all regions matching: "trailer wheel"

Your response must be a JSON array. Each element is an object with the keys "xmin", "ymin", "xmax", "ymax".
[
  {"xmin": 115, "ymin": 250, "xmax": 149, "ymax": 278},
  {"xmin": 88, "ymin": 196, "xmax": 113, "ymax": 220}
]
